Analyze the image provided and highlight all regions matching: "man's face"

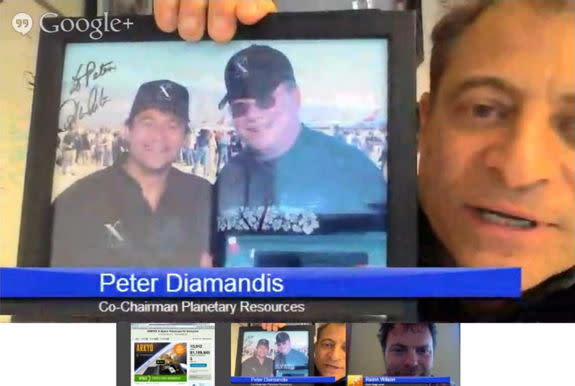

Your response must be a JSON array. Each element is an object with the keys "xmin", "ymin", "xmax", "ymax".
[
  {"xmin": 127, "ymin": 108, "xmax": 186, "ymax": 172},
  {"xmin": 256, "ymin": 344, "xmax": 269, "ymax": 359},
  {"xmin": 418, "ymin": 2, "xmax": 575, "ymax": 290},
  {"xmin": 277, "ymin": 339, "xmax": 291, "ymax": 355},
  {"xmin": 384, "ymin": 324, "xmax": 433, "ymax": 377},
  {"xmin": 314, "ymin": 324, "xmax": 346, "ymax": 381},
  {"xmin": 230, "ymin": 82, "xmax": 301, "ymax": 159}
]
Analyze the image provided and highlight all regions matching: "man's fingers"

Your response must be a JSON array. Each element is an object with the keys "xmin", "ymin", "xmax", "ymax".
[
  {"xmin": 208, "ymin": 0, "xmax": 238, "ymax": 43},
  {"xmin": 200, "ymin": 252, "xmax": 214, "ymax": 268},
  {"xmin": 273, "ymin": 323, "xmax": 286, "ymax": 331},
  {"xmin": 154, "ymin": 0, "xmax": 180, "ymax": 33},
  {"xmin": 261, "ymin": 323, "xmax": 286, "ymax": 331},
  {"xmin": 178, "ymin": 0, "xmax": 208, "ymax": 41},
  {"xmin": 237, "ymin": 0, "xmax": 276, "ymax": 25},
  {"xmin": 155, "ymin": 0, "xmax": 274, "ymax": 42}
]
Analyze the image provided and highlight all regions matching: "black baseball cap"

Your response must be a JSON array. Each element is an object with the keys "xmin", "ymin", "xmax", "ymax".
[
  {"xmin": 218, "ymin": 45, "xmax": 296, "ymax": 110},
  {"xmin": 127, "ymin": 80, "xmax": 190, "ymax": 129},
  {"xmin": 275, "ymin": 332, "xmax": 291, "ymax": 344},
  {"xmin": 256, "ymin": 339, "xmax": 270, "ymax": 348}
]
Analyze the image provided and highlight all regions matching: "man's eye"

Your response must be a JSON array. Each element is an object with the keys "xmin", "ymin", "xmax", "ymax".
[
  {"xmin": 456, "ymin": 100, "xmax": 513, "ymax": 128},
  {"xmin": 416, "ymin": 347, "xmax": 430, "ymax": 355},
  {"xmin": 472, "ymin": 104, "xmax": 497, "ymax": 118},
  {"xmin": 321, "ymin": 343, "xmax": 334, "ymax": 349},
  {"xmin": 555, "ymin": 115, "xmax": 575, "ymax": 147},
  {"xmin": 390, "ymin": 347, "xmax": 406, "ymax": 354},
  {"xmin": 470, "ymin": 103, "xmax": 512, "ymax": 123}
]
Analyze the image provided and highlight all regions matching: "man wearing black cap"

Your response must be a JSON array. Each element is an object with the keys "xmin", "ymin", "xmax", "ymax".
[
  {"xmin": 50, "ymin": 80, "xmax": 211, "ymax": 267},
  {"xmin": 274, "ymin": 331, "xmax": 309, "ymax": 375},
  {"xmin": 216, "ymin": 44, "xmax": 386, "ymax": 238},
  {"xmin": 241, "ymin": 338, "xmax": 274, "ymax": 377}
]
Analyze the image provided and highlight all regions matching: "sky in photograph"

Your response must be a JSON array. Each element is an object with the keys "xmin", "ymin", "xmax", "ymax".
[{"xmin": 59, "ymin": 39, "xmax": 388, "ymax": 131}]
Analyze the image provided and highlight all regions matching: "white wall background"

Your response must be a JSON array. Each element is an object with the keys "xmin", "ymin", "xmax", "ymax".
[
  {"xmin": 0, "ymin": 323, "xmax": 116, "ymax": 386},
  {"xmin": 461, "ymin": 324, "xmax": 575, "ymax": 386}
]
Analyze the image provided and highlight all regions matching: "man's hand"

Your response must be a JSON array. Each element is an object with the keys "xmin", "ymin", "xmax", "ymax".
[
  {"xmin": 154, "ymin": 0, "xmax": 276, "ymax": 43},
  {"xmin": 261, "ymin": 323, "xmax": 287, "ymax": 332},
  {"xmin": 200, "ymin": 252, "xmax": 214, "ymax": 267}
]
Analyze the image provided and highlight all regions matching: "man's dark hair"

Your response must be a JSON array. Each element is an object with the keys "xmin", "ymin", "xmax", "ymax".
[
  {"xmin": 316, "ymin": 323, "xmax": 346, "ymax": 342},
  {"xmin": 429, "ymin": 0, "xmax": 575, "ymax": 102},
  {"xmin": 378, "ymin": 323, "xmax": 437, "ymax": 353},
  {"xmin": 282, "ymin": 79, "xmax": 298, "ymax": 91}
]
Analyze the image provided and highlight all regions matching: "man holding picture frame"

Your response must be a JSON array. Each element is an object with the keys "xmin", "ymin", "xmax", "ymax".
[{"xmin": 153, "ymin": 0, "xmax": 575, "ymax": 320}]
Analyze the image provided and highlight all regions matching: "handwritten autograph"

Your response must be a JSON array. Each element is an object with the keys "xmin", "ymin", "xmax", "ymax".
[
  {"xmin": 60, "ymin": 86, "xmax": 111, "ymax": 132},
  {"xmin": 60, "ymin": 61, "xmax": 116, "ymax": 131},
  {"xmin": 70, "ymin": 61, "xmax": 116, "ymax": 95}
]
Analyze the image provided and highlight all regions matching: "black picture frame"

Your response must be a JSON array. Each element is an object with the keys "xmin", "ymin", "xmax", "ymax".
[
  {"xmin": 17, "ymin": 10, "xmax": 417, "ymax": 269},
  {"xmin": 235, "ymin": 325, "xmax": 316, "ymax": 377}
]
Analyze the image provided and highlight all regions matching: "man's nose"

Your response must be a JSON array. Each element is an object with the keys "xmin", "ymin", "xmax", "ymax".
[
  {"xmin": 329, "ymin": 347, "xmax": 345, "ymax": 362},
  {"xmin": 483, "ymin": 102, "xmax": 559, "ymax": 191},
  {"xmin": 403, "ymin": 349, "xmax": 419, "ymax": 367},
  {"xmin": 146, "ymin": 124, "xmax": 168, "ymax": 139},
  {"xmin": 244, "ymin": 103, "xmax": 264, "ymax": 120}
]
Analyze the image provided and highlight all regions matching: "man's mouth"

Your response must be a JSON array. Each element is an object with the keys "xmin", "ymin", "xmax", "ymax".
[
  {"xmin": 143, "ymin": 144, "xmax": 167, "ymax": 153},
  {"xmin": 475, "ymin": 207, "xmax": 538, "ymax": 229},
  {"xmin": 396, "ymin": 369, "xmax": 420, "ymax": 376},
  {"xmin": 245, "ymin": 126, "xmax": 265, "ymax": 133},
  {"xmin": 323, "ymin": 363, "xmax": 342, "ymax": 371}
]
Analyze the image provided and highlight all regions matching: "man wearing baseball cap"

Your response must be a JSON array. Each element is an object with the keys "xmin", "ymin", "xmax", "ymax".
[
  {"xmin": 50, "ymin": 80, "xmax": 211, "ymax": 267},
  {"xmin": 274, "ymin": 331, "xmax": 309, "ymax": 374},
  {"xmin": 216, "ymin": 45, "xmax": 386, "ymax": 234},
  {"xmin": 241, "ymin": 338, "xmax": 274, "ymax": 377}
]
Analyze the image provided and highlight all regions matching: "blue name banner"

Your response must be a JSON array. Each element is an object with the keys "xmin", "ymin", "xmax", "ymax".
[
  {"xmin": 231, "ymin": 376, "xmax": 335, "ymax": 384},
  {"xmin": 0, "ymin": 267, "xmax": 521, "ymax": 298},
  {"xmin": 364, "ymin": 376, "xmax": 451, "ymax": 384}
]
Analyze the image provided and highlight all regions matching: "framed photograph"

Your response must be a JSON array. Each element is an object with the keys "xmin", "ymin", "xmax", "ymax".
[
  {"xmin": 235, "ymin": 325, "xmax": 315, "ymax": 377},
  {"xmin": 18, "ymin": 10, "xmax": 417, "ymax": 268}
]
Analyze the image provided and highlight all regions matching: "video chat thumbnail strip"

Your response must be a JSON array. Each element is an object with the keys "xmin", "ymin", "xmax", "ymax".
[
  {"xmin": 124, "ymin": 322, "xmax": 460, "ymax": 385},
  {"xmin": 0, "ymin": 267, "xmax": 520, "ymax": 298},
  {"xmin": 362, "ymin": 376, "xmax": 452, "ymax": 384},
  {"xmin": 230, "ymin": 377, "xmax": 451, "ymax": 384},
  {"xmin": 231, "ymin": 376, "xmax": 336, "ymax": 384}
]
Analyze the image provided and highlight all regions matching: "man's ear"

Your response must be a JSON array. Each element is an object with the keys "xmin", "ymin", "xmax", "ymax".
[
  {"xmin": 417, "ymin": 92, "xmax": 432, "ymax": 155},
  {"xmin": 287, "ymin": 85, "xmax": 301, "ymax": 109},
  {"xmin": 121, "ymin": 125, "xmax": 130, "ymax": 141},
  {"xmin": 418, "ymin": 92, "xmax": 431, "ymax": 135}
]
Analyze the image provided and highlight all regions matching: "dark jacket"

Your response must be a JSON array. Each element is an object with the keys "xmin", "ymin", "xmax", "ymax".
[{"xmin": 50, "ymin": 162, "xmax": 212, "ymax": 267}]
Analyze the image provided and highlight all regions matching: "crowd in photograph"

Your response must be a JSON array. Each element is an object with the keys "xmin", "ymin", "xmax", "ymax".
[{"xmin": 55, "ymin": 123, "xmax": 387, "ymax": 183}]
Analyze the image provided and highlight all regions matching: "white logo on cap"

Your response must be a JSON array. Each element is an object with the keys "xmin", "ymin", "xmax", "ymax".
[
  {"xmin": 104, "ymin": 220, "xmax": 124, "ymax": 242},
  {"xmin": 233, "ymin": 56, "xmax": 249, "ymax": 78},
  {"xmin": 159, "ymin": 84, "xmax": 172, "ymax": 100}
]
